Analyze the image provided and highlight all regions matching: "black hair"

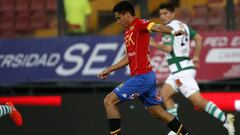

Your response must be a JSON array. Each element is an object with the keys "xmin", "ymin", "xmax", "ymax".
[
  {"xmin": 159, "ymin": 3, "xmax": 175, "ymax": 12},
  {"xmin": 112, "ymin": 1, "xmax": 135, "ymax": 16}
]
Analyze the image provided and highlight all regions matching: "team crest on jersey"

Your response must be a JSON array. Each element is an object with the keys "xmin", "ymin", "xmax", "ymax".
[
  {"xmin": 141, "ymin": 19, "xmax": 149, "ymax": 24},
  {"xmin": 163, "ymin": 35, "xmax": 172, "ymax": 42}
]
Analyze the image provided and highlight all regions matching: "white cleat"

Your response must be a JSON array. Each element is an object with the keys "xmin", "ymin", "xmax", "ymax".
[
  {"xmin": 168, "ymin": 131, "xmax": 176, "ymax": 135},
  {"xmin": 223, "ymin": 114, "xmax": 235, "ymax": 135}
]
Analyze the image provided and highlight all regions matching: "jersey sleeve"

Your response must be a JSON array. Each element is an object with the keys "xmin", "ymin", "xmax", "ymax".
[
  {"xmin": 162, "ymin": 33, "xmax": 174, "ymax": 46},
  {"xmin": 189, "ymin": 26, "xmax": 197, "ymax": 39},
  {"xmin": 137, "ymin": 19, "xmax": 154, "ymax": 32}
]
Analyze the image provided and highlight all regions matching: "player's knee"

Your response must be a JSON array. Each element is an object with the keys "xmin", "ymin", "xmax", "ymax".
[
  {"xmin": 103, "ymin": 96, "xmax": 110, "ymax": 107},
  {"xmin": 103, "ymin": 95, "xmax": 114, "ymax": 107}
]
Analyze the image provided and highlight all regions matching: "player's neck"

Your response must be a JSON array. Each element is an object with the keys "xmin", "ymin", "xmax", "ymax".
[
  {"xmin": 167, "ymin": 18, "xmax": 175, "ymax": 24},
  {"xmin": 126, "ymin": 17, "xmax": 136, "ymax": 27}
]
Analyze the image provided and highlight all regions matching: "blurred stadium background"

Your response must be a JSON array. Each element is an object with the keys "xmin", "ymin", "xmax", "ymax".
[{"xmin": 0, "ymin": 0, "xmax": 239, "ymax": 135}]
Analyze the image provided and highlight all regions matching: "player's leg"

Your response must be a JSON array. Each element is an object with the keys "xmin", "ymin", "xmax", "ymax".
[
  {"xmin": 142, "ymin": 91, "xmax": 191, "ymax": 135},
  {"xmin": 104, "ymin": 91, "xmax": 121, "ymax": 135},
  {"xmin": 177, "ymin": 69, "xmax": 235, "ymax": 135},
  {"xmin": 138, "ymin": 72, "xmax": 191, "ymax": 135},
  {"xmin": 160, "ymin": 83, "xmax": 179, "ymax": 118},
  {"xmin": 0, "ymin": 104, "xmax": 12, "ymax": 117},
  {"xmin": 159, "ymin": 85, "xmax": 180, "ymax": 135},
  {"xmin": 0, "ymin": 102, "xmax": 23, "ymax": 126},
  {"xmin": 143, "ymin": 93, "xmax": 191, "ymax": 135},
  {"xmin": 188, "ymin": 92, "xmax": 223, "ymax": 119},
  {"xmin": 147, "ymin": 105, "xmax": 190, "ymax": 135},
  {"xmin": 160, "ymin": 73, "xmax": 180, "ymax": 119},
  {"xmin": 104, "ymin": 75, "xmax": 147, "ymax": 135},
  {"xmin": 188, "ymin": 92, "xmax": 235, "ymax": 135}
]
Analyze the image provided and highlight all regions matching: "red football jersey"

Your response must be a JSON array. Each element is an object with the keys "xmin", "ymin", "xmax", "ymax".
[{"xmin": 124, "ymin": 18, "xmax": 154, "ymax": 76}]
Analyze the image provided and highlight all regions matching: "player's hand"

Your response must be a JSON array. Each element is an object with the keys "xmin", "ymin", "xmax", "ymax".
[
  {"xmin": 173, "ymin": 29, "xmax": 187, "ymax": 36},
  {"xmin": 192, "ymin": 57, "xmax": 200, "ymax": 68},
  {"xmin": 97, "ymin": 68, "xmax": 111, "ymax": 80},
  {"xmin": 174, "ymin": 30, "xmax": 187, "ymax": 36}
]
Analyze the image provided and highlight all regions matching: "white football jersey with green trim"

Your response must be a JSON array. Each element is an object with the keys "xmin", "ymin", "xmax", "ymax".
[{"xmin": 162, "ymin": 20, "xmax": 195, "ymax": 74}]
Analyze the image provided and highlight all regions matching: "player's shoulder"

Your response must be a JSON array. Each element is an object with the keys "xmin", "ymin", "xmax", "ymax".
[
  {"xmin": 138, "ymin": 18, "xmax": 150, "ymax": 24},
  {"xmin": 168, "ymin": 19, "xmax": 185, "ymax": 25},
  {"xmin": 168, "ymin": 19, "xmax": 190, "ymax": 30}
]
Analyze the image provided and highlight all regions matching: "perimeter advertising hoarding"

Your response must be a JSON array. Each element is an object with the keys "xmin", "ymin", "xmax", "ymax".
[
  {"xmin": 0, "ymin": 36, "xmax": 129, "ymax": 85},
  {"xmin": 0, "ymin": 32, "xmax": 239, "ymax": 85}
]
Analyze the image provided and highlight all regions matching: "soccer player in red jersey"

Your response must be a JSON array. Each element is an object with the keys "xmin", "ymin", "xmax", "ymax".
[{"xmin": 98, "ymin": 1, "xmax": 190, "ymax": 135}]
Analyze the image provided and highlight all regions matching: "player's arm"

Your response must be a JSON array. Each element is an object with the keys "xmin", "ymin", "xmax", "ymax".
[
  {"xmin": 192, "ymin": 33, "xmax": 202, "ymax": 68},
  {"xmin": 148, "ymin": 23, "xmax": 186, "ymax": 36},
  {"xmin": 148, "ymin": 23, "xmax": 172, "ymax": 33},
  {"xmin": 98, "ymin": 54, "xmax": 129, "ymax": 80},
  {"xmin": 190, "ymin": 27, "xmax": 202, "ymax": 68},
  {"xmin": 150, "ymin": 37, "xmax": 173, "ymax": 53},
  {"xmin": 106, "ymin": 54, "xmax": 129, "ymax": 72}
]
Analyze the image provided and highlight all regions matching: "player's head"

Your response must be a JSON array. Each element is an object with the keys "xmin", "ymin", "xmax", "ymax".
[
  {"xmin": 159, "ymin": 3, "xmax": 175, "ymax": 24},
  {"xmin": 112, "ymin": 1, "xmax": 135, "ymax": 27}
]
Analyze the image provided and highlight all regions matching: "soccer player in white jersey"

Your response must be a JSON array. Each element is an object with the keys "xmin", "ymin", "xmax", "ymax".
[{"xmin": 150, "ymin": 3, "xmax": 235, "ymax": 135}]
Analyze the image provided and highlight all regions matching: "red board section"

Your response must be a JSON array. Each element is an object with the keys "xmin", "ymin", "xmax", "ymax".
[{"xmin": 0, "ymin": 96, "xmax": 62, "ymax": 106}]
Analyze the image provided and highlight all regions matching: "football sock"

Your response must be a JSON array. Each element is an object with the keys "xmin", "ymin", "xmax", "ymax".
[
  {"xmin": 0, "ymin": 105, "xmax": 12, "ymax": 117},
  {"xmin": 167, "ymin": 104, "xmax": 178, "ymax": 119},
  {"xmin": 205, "ymin": 101, "xmax": 226, "ymax": 122},
  {"xmin": 109, "ymin": 118, "xmax": 121, "ymax": 135},
  {"xmin": 167, "ymin": 117, "xmax": 190, "ymax": 134}
]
